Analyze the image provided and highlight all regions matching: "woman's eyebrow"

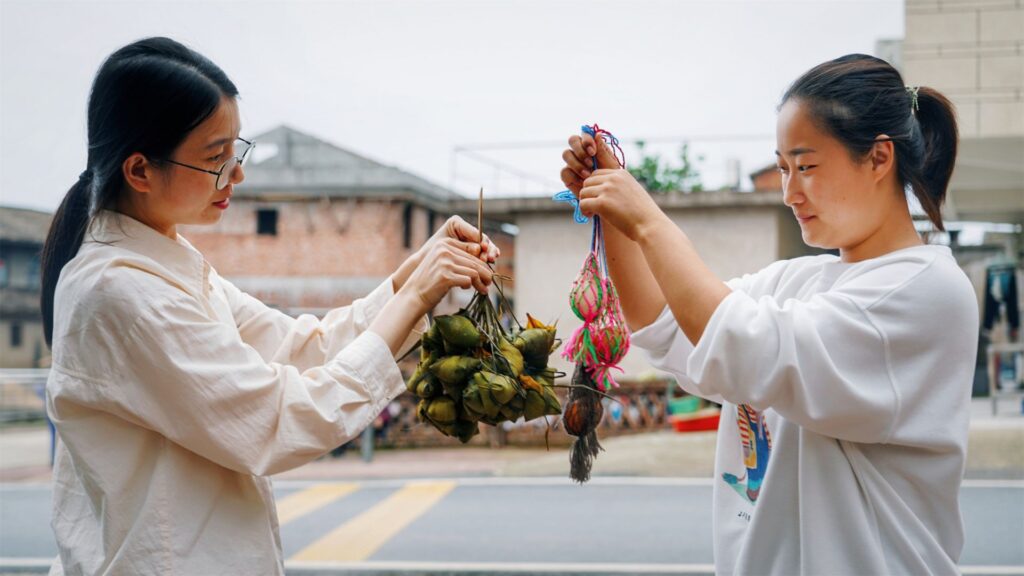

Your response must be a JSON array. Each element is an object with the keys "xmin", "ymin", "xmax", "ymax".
[
  {"xmin": 774, "ymin": 147, "xmax": 817, "ymax": 157},
  {"xmin": 204, "ymin": 136, "xmax": 234, "ymax": 150}
]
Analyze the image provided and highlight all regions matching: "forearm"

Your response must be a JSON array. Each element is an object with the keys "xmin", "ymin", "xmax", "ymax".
[
  {"xmin": 603, "ymin": 221, "xmax": 667, "ymax": 332},
  {"xmin": 367, "ymin": 289, "xmax": 428, "ymax": 356},
  {"xmin": 636, "ymin": 216, "xmax": 731, "ymax": 345}
]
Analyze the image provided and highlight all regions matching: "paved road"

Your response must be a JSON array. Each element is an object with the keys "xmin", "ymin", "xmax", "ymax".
[{"xmin": 1, "ymin": 477, "xmax": 1022, "ymax": 575}]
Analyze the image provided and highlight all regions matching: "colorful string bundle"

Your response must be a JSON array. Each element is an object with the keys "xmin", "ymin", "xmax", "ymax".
[
  {"xmin": 553, "ymin": 124, "xmax": 631, "ymax": 483},
  {"xmin": 557, "ymin": 125, "xmax": 631, "ymax": 392}
]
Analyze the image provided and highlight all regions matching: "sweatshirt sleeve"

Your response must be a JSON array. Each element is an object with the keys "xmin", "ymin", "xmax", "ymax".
[
  {"xmin": 629, "ymin": 269, "xmax": 775, "ymax": 404},
  {"xmin": 218, "ymin": 273, "xmax": 427, "ymax": 370},
  {"xmin": 685, "ymin": 289, "xmax": 898, "ymax": 443},
  {"xmin": 631, "ymin": 305, "xmax": 723, "ymax": 404}
]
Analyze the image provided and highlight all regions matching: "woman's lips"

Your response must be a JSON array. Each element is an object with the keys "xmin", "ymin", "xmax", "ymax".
[
  {"xmin": 796, "ymin": 214, "xmax": 816, "ymax": 224},
  {"xmin": 213, "ymin": 198, "xmax": 230, "ymax": 210}
]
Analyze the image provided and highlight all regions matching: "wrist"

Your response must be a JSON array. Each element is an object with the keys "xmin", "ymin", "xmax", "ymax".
[
  {"xmin": 635, "ymin": 212, "xmax": 676, "ymax": 247},
  {"xmin": 395, "ymin": 284, "xmax": 431, "ymax": 318},
  {"xmin": 393, "ymin": 250, "xmax": 424, "ymax": 292}
]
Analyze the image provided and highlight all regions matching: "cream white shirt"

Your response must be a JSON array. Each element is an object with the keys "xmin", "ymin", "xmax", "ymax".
[
  {"xmin": 633, "ymin": 245, "xmax": 978, "ymax": 575},
  {"xmin": 46, "ymin": 210, "xmax": 424, "ymax": 575}
]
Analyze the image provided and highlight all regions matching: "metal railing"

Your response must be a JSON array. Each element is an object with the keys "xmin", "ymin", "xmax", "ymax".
[{"xmin": 0, "ymin": 369, "xmax": 49, "ymax": 423}]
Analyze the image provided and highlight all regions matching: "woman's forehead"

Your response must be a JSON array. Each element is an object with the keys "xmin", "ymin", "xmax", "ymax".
[
  {"xmin": 189, "ymin": 97, "xmax": 240, "ymax": 149},
  {"xmin": 776, "ymin": 100, "xmax": 829, "ymax": 155}
]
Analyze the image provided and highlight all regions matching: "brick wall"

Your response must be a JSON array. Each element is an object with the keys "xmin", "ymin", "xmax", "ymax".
[
  {"xmin": 181, "ymin": 197, "xmax": 516, "ymax": 313},
  {"xmin": 182, "ymin": 198, "xmax": 433, "ymax": 310}
]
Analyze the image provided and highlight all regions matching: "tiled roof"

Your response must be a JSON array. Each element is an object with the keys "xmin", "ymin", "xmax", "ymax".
[{"xmin": 236, "ymin": 125, "xmax": 461, "ymax": 207}]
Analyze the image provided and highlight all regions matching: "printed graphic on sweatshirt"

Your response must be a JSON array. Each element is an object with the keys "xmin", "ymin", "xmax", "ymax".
[{"xmin": 722, "ymin": 404, "xmax": 772, "ymax": 504}]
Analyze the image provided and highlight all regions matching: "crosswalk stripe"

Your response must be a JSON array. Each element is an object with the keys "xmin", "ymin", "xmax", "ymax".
[
  {"xmin": 290, "ymin": 480, "xmax": 457, "ymax": 562},
  {"xmin": 275, "ymin": 483, "xmax": 360, "ymax": 526}
]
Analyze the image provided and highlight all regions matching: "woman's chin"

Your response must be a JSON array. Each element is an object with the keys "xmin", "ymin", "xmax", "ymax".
[
  {"xmin": 800, "ymin": 231, "xmax": 835, "ymax": 251},
  {"xmin": 190, "ymin": 209, "xmax": 225, "ymax": 227}
]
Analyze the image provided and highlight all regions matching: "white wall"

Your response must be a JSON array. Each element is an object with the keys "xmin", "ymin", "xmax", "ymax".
[
  {"xmin": 904, "ymin": 0, "xmax": 1024, "ymax": 137},
  {"xmin": 514, "ymin": 205, "xmax": 792, "ymax": 378}
]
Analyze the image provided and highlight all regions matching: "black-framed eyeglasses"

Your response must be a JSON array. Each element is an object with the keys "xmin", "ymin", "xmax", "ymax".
[{"xmin": 161, "ymin": 137, "xmax": 255, "ymax": 190}]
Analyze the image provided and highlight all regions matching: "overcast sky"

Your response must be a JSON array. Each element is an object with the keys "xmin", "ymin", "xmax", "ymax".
[{"xmin": 0, "ymin": 0, "xmax": 904, "ymax": 212}]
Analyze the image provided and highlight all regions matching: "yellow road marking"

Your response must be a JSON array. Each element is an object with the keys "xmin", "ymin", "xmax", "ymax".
[
  {"xmin": 290, "ymin": 481, "xmax": 457, "ymax": 562},
  {"xmin": 276, "ymin": 483, "xmax": 360, "ymax": 526}
]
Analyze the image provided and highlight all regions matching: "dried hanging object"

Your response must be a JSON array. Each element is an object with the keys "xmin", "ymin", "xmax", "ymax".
[
  {"xmin": 563, "ymin": 362, "xmax": 605, "ymax": 483},
  {"xmin": 553, "ymin": 124, "xmax": 631, "ymax": 483}
]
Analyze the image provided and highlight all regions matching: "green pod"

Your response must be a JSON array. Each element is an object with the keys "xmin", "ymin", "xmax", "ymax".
[
  {"xmin": 406, "ymin": 366, "xmax": 427, "ymax": 394},
  {"xmin": 433, "ymin": 420, "xmax": 457, "ymax": 437},
  {"xmin": 496, "ymin": 338, "xmax": 525, "ymax": 378},
  {"xmin": 435, "ymin": 315, "xmax": 482, "ymax": 350},
  {"xmin": 422, "ymin": 323, "xmax": 444, "ymax": 355},
  {"xmin": 416, "ymin": 399, "xmax": 429, "ymax": 423},
  {"xmin": 524, "ymin": 389, "xmax": 547, "ymax": 421},
  {"xmin": 453, "ymin": 419, "xmax": 480, "ymax": 444},
  {"xmin": 462, "ymin": 384, "xmax": 486, "ymax": 416},
  {"xmin": 541, "ymin": 385, "xmax": 563, "ymax": 416},
  {"xmin": 472, "ymin": 371, "xmax": 518, "ymax": 407},
  {"xmin": 506, "ymin": 393, "xmax": 526, "ymax": 413},
  {"xmin": 478, "ymin": 414, "xmax": 502, "ymax": 426},
  {"xmin": 499, "ymin": 403, "xmax": 521, "ymax": 422},
  {"xmin": 514, "ymin": 328, "xmax": 556, "ymax": 371},
  {"xmin": 458, "ymin": 402, "xmax": 483, "ymax": 423},
  {"xmin": 420, "ymin": 346, "xmax": 439, "ymax": 365},
  {"xmin": 415, "ymin": 374, "xmax": 441, "ymax": 399},
  {"xmin": 429, "ymin": 356, "xmax": 482, "ymax": 389},
  {"xmin": 425, "ymin": 396, "xmax": 457, "ymax": 424}
]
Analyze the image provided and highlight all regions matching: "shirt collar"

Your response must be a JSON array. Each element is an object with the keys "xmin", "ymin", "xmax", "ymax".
[{"xmin": 86, "ymin": 210, "xmax": 209, "ymax": 298}]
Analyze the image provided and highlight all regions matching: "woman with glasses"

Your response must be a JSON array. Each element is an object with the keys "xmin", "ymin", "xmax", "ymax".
[{"xmin": 40, "ymin": 37, "xmax": 496, "ymax": 575}]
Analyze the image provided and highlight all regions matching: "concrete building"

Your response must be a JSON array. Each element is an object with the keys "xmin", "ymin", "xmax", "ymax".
[
  {"xmin": 0, "ymin": 207, "xmax": 51, "ymax": 368},
  {"xmin": 899, "ymin": 0, "xmax": 1023, "ymax": 228}
]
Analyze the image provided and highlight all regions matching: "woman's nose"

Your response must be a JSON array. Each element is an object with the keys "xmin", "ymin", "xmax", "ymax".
[
  {"xmin": 782, "ymin": 175, "xmax": 802, "ymax": 207},
  {"xmin": 231, "ymin": 162, "xmax": 245, "ymax": 186}
]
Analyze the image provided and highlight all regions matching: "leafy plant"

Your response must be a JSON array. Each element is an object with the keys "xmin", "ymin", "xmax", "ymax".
[{"xmin": 627, "ymin": 140, "xmax": 704, "ymax": 193}]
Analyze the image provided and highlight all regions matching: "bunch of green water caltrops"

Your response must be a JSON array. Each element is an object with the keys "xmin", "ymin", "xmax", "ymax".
[{"xmin": 407, "ymin": 291, "xmax": 562, "ymax": 443}]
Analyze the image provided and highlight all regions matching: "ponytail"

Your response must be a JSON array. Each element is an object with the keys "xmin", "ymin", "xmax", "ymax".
[
  {"xmin": 41, "ymin": 174, "xmax": 93, "ymax": 346},
  {"xmin": 904, "ymin": 87, "xmax": 958, "ymax": 231}
]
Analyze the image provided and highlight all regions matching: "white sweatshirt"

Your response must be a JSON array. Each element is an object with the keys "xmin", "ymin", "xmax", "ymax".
[{"xmin": 632, "ymin": 245, "xmax": 978, "ymax": 575}]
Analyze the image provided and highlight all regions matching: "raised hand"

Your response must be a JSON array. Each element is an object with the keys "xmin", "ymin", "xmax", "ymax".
[{"xmin": 400, "ymin": 237, "xmax": 494, "ymax": 313}]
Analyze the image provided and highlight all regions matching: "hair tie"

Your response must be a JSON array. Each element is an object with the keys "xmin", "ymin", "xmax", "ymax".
[
  {"xmin": 78, "ymin": 169, "xmax": 93, "ymax": 183},
  {"xmin": 905, "ymin": 86, "xmax": 920, "ymax": 114}
]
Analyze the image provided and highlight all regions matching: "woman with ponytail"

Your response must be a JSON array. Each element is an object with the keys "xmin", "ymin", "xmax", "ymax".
[
  {"xmin": 560, "ymin": 54, "xmax": 975, "ymax": 574},
  {"xmin": 43, "ymin": 37, "xmax": 497, "ymax": 575}
]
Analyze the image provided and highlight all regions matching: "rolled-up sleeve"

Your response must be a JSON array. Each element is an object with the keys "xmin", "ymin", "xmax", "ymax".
[
  {"xmin": 56, "ymin": 286, "xmax": 410, "ymax": 477},
  {"xmin": 219, "ymin": 274, "xmax": 426, "ymax": 370}
]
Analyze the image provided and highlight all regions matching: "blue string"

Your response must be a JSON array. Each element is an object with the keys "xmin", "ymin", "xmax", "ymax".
[
  {"xmin": 552, "ymin": 125, "xmax": 601, "ymax": 225},
  {"xmin": 553, "ymin": 189, "xmax": 589, "ymax": 224},
  {"xmin": 553, "ymin": 123, "xmax": 623, "ymax": 274}
]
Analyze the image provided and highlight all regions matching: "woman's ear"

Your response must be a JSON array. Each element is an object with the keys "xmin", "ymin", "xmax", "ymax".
[
  {"xmin": 122, "ymin": 153, "xmax": 155, "ymax": 194},
  {"xmin": 869, "ymin": 136, "xmax": 895, "ymax": 183}
]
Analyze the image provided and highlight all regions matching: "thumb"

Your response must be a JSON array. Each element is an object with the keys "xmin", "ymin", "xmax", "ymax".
[{"xmin": 594, "ymin": 135, "xmax": 620, "ymax": 170}]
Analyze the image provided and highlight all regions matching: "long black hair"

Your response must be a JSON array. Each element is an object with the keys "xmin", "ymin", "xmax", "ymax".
[
  {"xmin": 41, "ymin": 37, "xmax": 239, "ymax": 346},
  {"xmin": 782, "ymin": 54, "xmax": 958, "ymax": 232}
]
